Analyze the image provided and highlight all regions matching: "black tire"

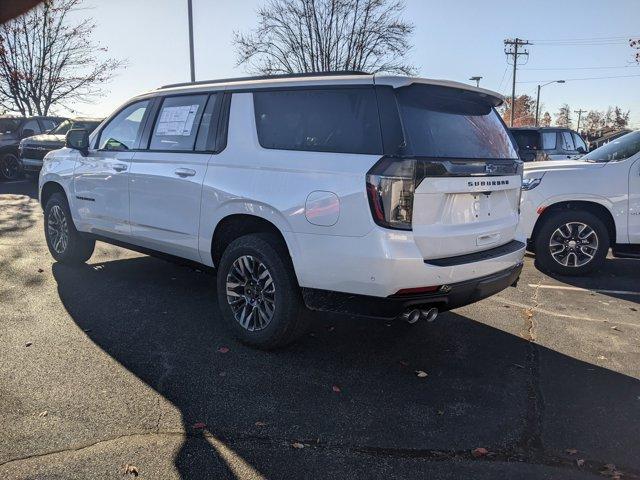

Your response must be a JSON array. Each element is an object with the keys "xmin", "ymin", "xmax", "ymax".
[
  {"xmin": 216, "ymin": 233, "xmax": 309, "ymax": 349},
  {"xmin": 534, "ymin": 210, "xmax": 609, "ymax": 276},
  {"xmin": 0, "ymin": 153, "xmax": 23, "ymax": 180},
  {"xmin": 44, "ymin": 192, "xmax": 95, "ymax": 264}
]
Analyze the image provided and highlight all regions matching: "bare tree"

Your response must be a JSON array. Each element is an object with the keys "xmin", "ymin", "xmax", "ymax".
[
  {"xmin": 0, "ymin": 0, "xmax": 124, "ymax": 116},
  {"xmin": 233, "ymin": 0, "xmax": 415, "ymax": 75},
  {"xmin": 555, "ymin": 104, "xmax": 572, "ymax": 128},
  {"xmin": 630, "ymin": 37, "xmax": 639, "ymax": 63}
]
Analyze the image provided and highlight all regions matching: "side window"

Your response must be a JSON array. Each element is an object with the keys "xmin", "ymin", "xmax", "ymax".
[
  {"xmin": 22, "ymin": 119, "xmax": 41, "ymax": 136},
  {"xmin": 253, "ymin": 88, "xmax": 382, "ymax": 155},
  {"xmin": 194, "ymin": 93, "xmax": 222, "ymax": 151},
  {"xmin": 149, "ymin": 95, "xmax": 208, "ymax": 151},
  {"xmin": 573, "ymin": 133, "xmax": 587, "ymax": 152},
  {"xmin": 98, "ymin": 100, "xmax": 149, "ymax": 151},
  {"xmin": 559, "ymin": 131, "xmax": 575, "ymax": 151},
  {"xmin": 541, "ymin": 131, "xmax": 556, "ymax": 150}
]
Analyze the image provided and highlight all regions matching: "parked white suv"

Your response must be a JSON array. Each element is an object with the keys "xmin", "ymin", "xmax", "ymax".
[
  {"xmin": 39, "ymin": 73, "xmax": 525, "ymax": 348},
  {"xmin": 519, "ymin": 130, "xmax": 640, "ymax": 275}
]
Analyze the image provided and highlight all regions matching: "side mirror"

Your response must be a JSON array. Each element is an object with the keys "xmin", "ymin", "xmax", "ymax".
[
  {"xmin": 66, "ymin": 128, "xmax": 89, "ymax": 156},
  {"xmin": 21, "ymin": 128, "xmax": 35, "ymax": 139}
]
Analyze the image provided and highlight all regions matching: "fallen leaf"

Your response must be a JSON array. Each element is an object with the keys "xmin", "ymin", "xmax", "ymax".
[
  {"xmin": 217, "ymin": 346, "xmax": 230, "ymax": 354},
  {"xmin": 597, "ymin": 355, "xmax": 607, "ymax": 360},
  {"xmin": 25, "ymin": 342, "xmax": 32, "ymax": 347},
  {"xmin": 38, "ymin": 411, "xmax": 48, "ymax": 417},
  {"xmin": 192, "ymin": 422, "xmax": 206, "ymax": 429},
  {"xmin": 610, "ymin": 326, "xmax": 621, "ymax": 332},
  {"xmin": 255, "ymin": 421, "xmax": 267, "ymax": 427},
  {"xmin": 415, "ymin": 370, "xmax": 428, "ymax": 378},
  {"xmin": 523, "ymin": 308, "xmax": 534, "ymax": 319},
  {"xmin": 565, "ymin": 448, "xmax": 578, "ymax": 455},
  {"xmin": 576, "ymin": 459, "xmax": 585, "ymax": 467},
  {"xmin": 332, "ymin": 385, "xmax": 341, "ymax": 393},
  {"xmin": 37, "ymin": 268, "xmax": 44, "ymax": 273},
  {"xmin": 292, "ymin": 442, "xmax": 305, "ymax": 449},
  {"xmin": 600, "ymin": 463, "xmax": 623, "ymax": 478},
  {"xmin": 472, "ymin": 447, "xmax": 489, "ymax": 457},
  {"xmin": 123, "ymin": 464, "xmax": 139, "ymax": 476}
]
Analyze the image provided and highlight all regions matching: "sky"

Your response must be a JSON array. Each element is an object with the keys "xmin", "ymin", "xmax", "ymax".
[{"xmin": 66, "ymin": 0, "xmax": 640, "ymax": 128}]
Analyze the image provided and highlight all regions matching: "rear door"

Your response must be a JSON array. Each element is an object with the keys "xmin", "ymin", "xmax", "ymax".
[
  {"xmin": 389, "ymin": 84, "xmax": 522, "ymax": 259},
  {"xmin": 74, "ymin": 100, "xmax": 150, "ymax": 236},
  {"xmin": 128, "ymin": 92, "xmax": 222, "ymax": 261}
]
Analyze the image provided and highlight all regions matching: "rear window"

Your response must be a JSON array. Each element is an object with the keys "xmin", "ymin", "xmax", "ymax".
[
  {"xmin": 511, "ymin": 130, "xmax": 540, "ymax": 150},
  {"xmin": 396, "ymin": 84, "xmax": 518, "ymax": 159},
  {"xmin": 253, "ymin": 88, "xmax": 382, "ymax": 155}
]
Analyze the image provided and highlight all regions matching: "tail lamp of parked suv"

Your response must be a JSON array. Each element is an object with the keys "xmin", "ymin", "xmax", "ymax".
[{"xmin": 366, "ymin": 157, "xmax": 415, "ymax": 230}]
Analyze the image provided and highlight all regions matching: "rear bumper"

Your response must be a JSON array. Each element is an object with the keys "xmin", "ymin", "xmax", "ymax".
[{"xmin": 302, "ymin": 262, "xmax": 523, "ymax": 318}]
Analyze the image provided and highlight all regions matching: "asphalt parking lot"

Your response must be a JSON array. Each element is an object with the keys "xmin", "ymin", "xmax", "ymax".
[{"xmin": 1, "ymin": 179, "xmax": 639, "ymax": 480}]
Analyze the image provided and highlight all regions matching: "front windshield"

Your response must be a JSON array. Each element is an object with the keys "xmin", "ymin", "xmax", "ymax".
[
  {"xmin": 50, "ymin": 119, "xmax": 73, "ymax": 135},
  {"xmin": 0, "ymin": 118, "xmax": 20, "ymax": 134},
  {"xmin": 582, "ymin": 131, "xmax": 640, "ymax": 162}
]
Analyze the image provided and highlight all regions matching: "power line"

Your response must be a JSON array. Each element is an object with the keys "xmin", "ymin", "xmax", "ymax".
[
  {"xmin": 530, "ymin": 35, "xmax": 639, "ymax": 42},
  {"xmin": 522, "ymin": 65, "xmax": 640, "ymax": 71},
  {"xmin": 517, "ymin": 73, "xmax": 640, "ymax": 83},
  {"xmin": 504, "ymin": 38, "xmax": 532, "ymax": 127}
]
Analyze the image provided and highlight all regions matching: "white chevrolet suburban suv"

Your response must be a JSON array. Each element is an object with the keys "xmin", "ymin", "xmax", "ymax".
[
  {"xmin": 519, "ymin": 130, "xmax": 640, "ymax": 275},
  {"xmin": 39, "ymin": 73, "xmax": 525, "ymax": 348}
]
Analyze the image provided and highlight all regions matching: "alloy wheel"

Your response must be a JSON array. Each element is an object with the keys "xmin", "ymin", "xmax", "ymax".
[
  {"xmin": 225, "ymin": 255, "xmax": 276, "ymax": 331},
  {"xmin": 47, "ymin": 205, "xmax": 69, "ymax": 254},
  {"xmin": 1, "ymin": 154, "xmax": 20, "ymax": 180},
  {"xmin": 549, "ymin": 222, "xmax": 599, "ymax": 268}
]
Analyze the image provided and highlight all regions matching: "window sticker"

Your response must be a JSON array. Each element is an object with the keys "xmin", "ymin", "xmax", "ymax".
[{"xmin": 155, "ymin": 104, "xmax": 200, "ymax": 136}]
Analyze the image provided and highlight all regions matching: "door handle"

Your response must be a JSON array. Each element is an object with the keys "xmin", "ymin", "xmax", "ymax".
[
  {"xmin": 174, "ymin": 168, "xmax": 196, "ymax": 178},
  {"xmin": 112, "ymin": 163, "xmax": 128, "ymax": 172}
]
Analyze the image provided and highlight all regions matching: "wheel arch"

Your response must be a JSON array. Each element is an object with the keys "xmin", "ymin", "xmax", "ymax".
[
  {"xmin": 530, "ymin": 200, "xmax": 616, "ymax": 249},
  {"xmin": 210, "ymin": 214, "xmax": 296, "ymax": 271},
  {"xmin": 40, "ymin": 181, "xmax": 67, "ymax": 210}
]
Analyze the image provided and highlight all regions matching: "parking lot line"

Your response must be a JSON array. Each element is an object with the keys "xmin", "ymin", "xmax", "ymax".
[
  {"xmin": 491, "ymin": 297, "xmax": 640, "ymax": 328},
  {"xmin": 527, "ymin": 284, "xmax": 640, "ymax": 297}
]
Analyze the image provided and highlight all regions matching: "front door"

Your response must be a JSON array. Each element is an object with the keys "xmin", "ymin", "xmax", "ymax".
[
  {"xmin": 629, "ymin": 156, "xmax": 640, "ymax": 244},
  {"xmin": 128, "ymin": 93, "xmax": 220, "ymax": 261},
  {"xmin": 73, "ymin": 100, "xmax": 150, "ymax": 237}
]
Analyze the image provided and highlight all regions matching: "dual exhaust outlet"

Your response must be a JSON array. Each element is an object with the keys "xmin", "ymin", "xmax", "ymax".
[{"xmin": 400, "ymin": 307, "xmax": 439, "ymax": 324}]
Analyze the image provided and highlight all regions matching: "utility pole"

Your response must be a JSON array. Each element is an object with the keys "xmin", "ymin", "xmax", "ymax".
[
  {"xmin": 187, "ymin": 0, "xmax": 195, "ymax": 82},
  {"xmin": 504, "ymin": 38, "xmax": 532, "ymax": 127},
  {"xmin": 574, "ymin": 109, "xmax": 587, "ymax": 132}
]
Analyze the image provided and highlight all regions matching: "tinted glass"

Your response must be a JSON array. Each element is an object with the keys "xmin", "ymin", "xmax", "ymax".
[
  {"xmin": 40, "ymin": 119, "xmax": 58, "ymax": 131},
  {"xmin": 99, "ymin": 100, "xmax": 149, "ymax": 150},
  {"xmin": 51, "ymin": 119, "xmax": 73, "ymax": 135},
  {"xmin": 511, "ymin": 130, "xmax": 539, "ymax": 150},
  {"xmin": 582, "ymin": 131, "xmax": 640, "ymax": 162},
  {"xmin": 573, "ymin": 132, "xmax": 587, "ymax": 152},
  {"xmin": 559, "ymin": 131, "xmax": 575, "ymax": 151},
  {"xmin": 22, "ymin": 120, "xmax": 41, "ymax": 135},
  {"xmin": 396, "ymin": 84, "xmax": 518, "ymax": 159},
  {"xmin": 150, "ymin": 95, "xmax": 208, "ymax": 151},
  {"xmin": 254, "ymin": 88, "xmax": 382, "ymax": 155},
  {"xmin": 541, "ymin": 131, "xmax": 556, "ymax": 149},
  {"xmin": 195, "ymin": 94, "xmax": 222, "ymax": 151},
  {"xmin": 0, "ymin": 118, "xmax": 20, "ymax": 134}
]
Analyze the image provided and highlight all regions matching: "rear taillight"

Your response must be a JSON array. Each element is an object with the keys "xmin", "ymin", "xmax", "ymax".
[{"xmin": 366, "ymin": 157, "xmax": 415, "ymax": 230}]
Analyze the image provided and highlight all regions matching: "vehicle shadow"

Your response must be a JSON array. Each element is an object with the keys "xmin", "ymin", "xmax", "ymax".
[
  {"xmin": 0, "ymin": 177, "xmax": 38, "ymax": 199},
  {"xmin": 536, "ymin": 255, "xmax": 640, "ymax": 305},
  {"xmin": 51, "ymin": 256, "xmax": 640, "ymax": 479}
]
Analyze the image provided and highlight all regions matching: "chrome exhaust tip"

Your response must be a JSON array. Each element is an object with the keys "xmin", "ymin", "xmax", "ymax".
[
  {"xmin": 401, "ymin": 309, "xmax": 422, "ymax": 324},
  {"xmin": 421, "ymin": 307, "xmax": 439, "ymax": 322}
]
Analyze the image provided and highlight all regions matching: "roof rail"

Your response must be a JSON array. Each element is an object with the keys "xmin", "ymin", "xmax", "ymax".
[{"xmin": 157, "ymin": 71, "xmax": 371, "ymax": 90}]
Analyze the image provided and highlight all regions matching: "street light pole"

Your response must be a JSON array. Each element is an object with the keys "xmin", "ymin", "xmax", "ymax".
[
  {"xmin": 187, "ymin": 0, "xmax": 195, "ymax": 82},
  {"xmin": 469, "ymin": 76, "xmax": 482, "ymax": 87},
  {"xmin": 535, "ymin": 80, "xmax": 565, "ymax": 127}
]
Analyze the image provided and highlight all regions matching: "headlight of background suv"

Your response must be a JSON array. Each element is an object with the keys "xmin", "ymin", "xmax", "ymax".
[{"xmin": 522, "ymin": 174, "xmax": 544, "ymax": 191}]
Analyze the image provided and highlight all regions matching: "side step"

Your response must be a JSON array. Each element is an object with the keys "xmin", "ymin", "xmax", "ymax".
[{"xmin": 612, "ymin": 244, "xmax": 640, "ymax": 259}]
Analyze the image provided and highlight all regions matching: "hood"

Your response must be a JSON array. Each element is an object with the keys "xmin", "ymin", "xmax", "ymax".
[
  {"xmin": 0, "ymin": 132, "xmax": 18, "ymax": 142},
  {"xmin": 21, "ymin": 133, "xmax": 65, "ymax": 145},
  {"xmin": 523, "ymin": 159, "xmax": 606, "ymax": 176}
]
